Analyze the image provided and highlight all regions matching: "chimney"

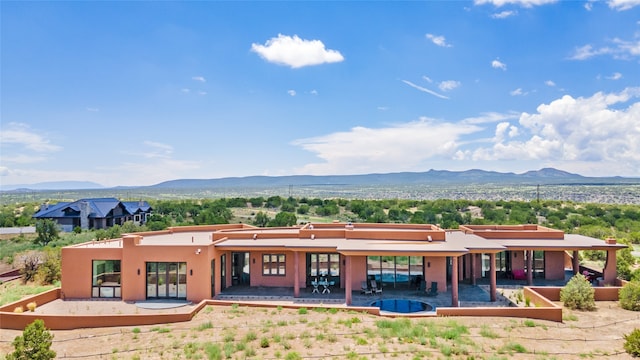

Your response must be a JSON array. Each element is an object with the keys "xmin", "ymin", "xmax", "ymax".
[{"xmin": 80, "ymin": 201, "xmax": 90, "ymax": 230}]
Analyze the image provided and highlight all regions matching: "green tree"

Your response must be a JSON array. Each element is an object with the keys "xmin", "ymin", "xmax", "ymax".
[
  {"xmin": 34, "ymin": 219, "xmax": 59, "ymax": 246},
  {"xmin": 7, "ymin": 319, "xmax": 56, "ymax": 360},
  {"xmin": 253, "ymin": 212, "xmax": 270, "ymax": 227},
  {"xmin": 36, "ymin": 248, "xmax": 61, "ymax": 285},
  {"xmin": 269, "ymin": 212, "xmax": 297, "ymax": 227}
]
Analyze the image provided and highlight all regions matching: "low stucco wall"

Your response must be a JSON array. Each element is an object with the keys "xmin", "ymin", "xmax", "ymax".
[
  {"xmin": 528, "ymin": 286, "xmax": 621, "ymax": 302},
  {"xmin": 1, "ymin": 284, "xmax": 625, "ymax": 330}
]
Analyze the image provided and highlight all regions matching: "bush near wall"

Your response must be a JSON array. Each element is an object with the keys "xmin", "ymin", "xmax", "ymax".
[
  {"xmin": 560, "ymin": 274, "xmax": 596, "ymax": 311},
  {"xmin": 620, "ymin": 281, "xmax": 640, "ymax": 311}
]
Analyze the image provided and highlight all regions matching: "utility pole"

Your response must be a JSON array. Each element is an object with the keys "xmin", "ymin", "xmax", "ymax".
[{"xmin": 537, "ymin": 184, "xmax": 540, "ymax": 203}]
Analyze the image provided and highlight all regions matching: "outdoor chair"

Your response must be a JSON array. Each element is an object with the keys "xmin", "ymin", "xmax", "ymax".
[
  {"xmin": 371, "ymin": 279, "xmax": 383, "ymax": 294},
  {"xmin": 417, "ymin": 280, "xmax": 426, "ymax": 292},
  {"xmin": 425, "ymin": 281, "xmax": 438, "ymax": 297},
  {"xmin": 361, "ymin": 281, "xmax": 372, "ymax": 295}
]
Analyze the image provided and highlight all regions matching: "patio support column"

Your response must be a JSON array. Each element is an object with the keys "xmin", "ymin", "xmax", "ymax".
[
  {"xmin": 470, "ymin": 254, "xmax": 476, "ymax": 286},
  {"xmin": 527, "ymin": 250, "xmax": 534, "ymax": 286},
  {"xmin": 345, "ymin": 255, "xmax": 352, "ymax": 305},
  {"xmin": 451, "ymin": 256, "xmax": 459, "ymax": 307},
  {"xmin": 572, "ymin": 250, "xmax": 580, "ymax": 275},
  {"xmin": 293, "ymin": 251, "xmax": 300, "ymax": 298},
  {"xmin": 489, "ymin": 253, "xmax": 497, "ymax": 302},
  {"xmin": 603, "ymin": 245, "xmax": 618, "ymax": 285}
]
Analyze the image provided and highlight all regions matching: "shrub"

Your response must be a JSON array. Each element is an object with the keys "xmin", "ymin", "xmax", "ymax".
[
  {"xmin": 7, "ymin": 319, "xmax": 56, "ymax": 360},
  {"xmin": 26, "ymin": 302, "xmax": 37, "ymax": 312},
  {"xmin": 624, "ymin": 328, "xmax": 640, "ymax": 357},
  {"xmin": 560, "ymin": 274, "xmax": 596, "ymax": 311},
  {"xmin": 620, "ymin": 281, "xmax": 640, "ymax": 311},
  {"xmin": 13, "ymin": 306, "xmax": 23, "ymax": 313}
]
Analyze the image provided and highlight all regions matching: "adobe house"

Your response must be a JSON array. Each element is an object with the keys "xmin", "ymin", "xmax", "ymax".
[
  {"xmin": 60, "ymin": 222, "xmax": 626, "ymax": 307},
  {"xmin": 33, "ymin": 198, "xmax": 152, "ymax": 232}
]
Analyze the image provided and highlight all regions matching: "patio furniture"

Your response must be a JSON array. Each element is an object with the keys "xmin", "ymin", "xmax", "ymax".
[
  {"xmin": 371, "ymin": 279, "xmax": 383, "ymax": 294},
  {"xmin": 319, "ymin": 277, "xmax": 333, "ymax": 294},
  {"xmin": 361, "ymin": 281, "xmax": 372, "ymax": 295},
  {"xmin": 311, "ymin": 278, "xmax": 320, "ymax": 294},
  {"xmin": 511, "ymin": 269, "xmax": 526, "ymax": 280},
  {"xmin": 416, "ymin": 280, "xmax": 426, "ymax": 294},
  {"xmin": 425, "ymin": 281, "xmax": 438, "ymax": 297}
]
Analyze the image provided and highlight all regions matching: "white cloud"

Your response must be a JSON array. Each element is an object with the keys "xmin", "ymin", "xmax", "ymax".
[
  {"xmin": 0, "ymin": 123, "xmax": 61, "ymax": 153},
  {"xmin": 439, "ymin": 80, "xmax": 461, "ymax": 92},
  {"xmin": 251, "ymin": 34, "xmax": 344, "ymax": 69},
  {"xmin": 142, "ymin": 140, "xmax": 174, "ymax": 159},
  {"xmin": 491, "ymin": 59, "xmax": 507, "ymax": 70},
  {"xmin": 402, "ymin": 80, "xmax": 449, "ymax": 99},
  {"xmin": 570, "ymin": 38, "xmax": 640, "ymax": 60},
  {"xmin": 181, "ymin": 88, "xmax": 191, "ymax": 93},
  {"xmin": 0, "ymin": 166, "xmax": 9, "ymax": 176},
  {"xmin": 288, "ymin": 90, "xmax": 297, "ymax": 96},
  {"xmin": 510, "ymin": 88, "xmax": 528, "ymax": 96},
  {"xmin": 86, "ymin": 107, "xmax": 100, "ymax": 112},
  {"xmin": 192, "ymin": 76, "xmax": 206, "ymax": 82},
  {"xmin": 491, "ymin": 10, "xmax": 517, "ymax": 18},
  {"xmin": 474, "ymin": 0, "xmax": 557, "ymax": 7},
  {"xmin": 426, "ymin": 33, "xmax": 452, "ymax": 47},
  {"xmin": 198, "ymin": 91, "xmax": 207, "ymax": 95},
  {"xmin": 310, "ymin": 89, "xmax": 318, "ymax": 95},
  {"xmin": 608, "ymin": 0, "xmax": 640, "ymax": 10},
  {"xmin": 377, "ymin": 106, "xmax": 389, "ymax": 111},
  {"xmin": 607, "ymin": 72, "xmax": 623, "ymax": 80},
  {"xmin": 422, "ymin": 76, "xmax": 433, "ymax": 83},
  {"xmin": 545, "ymin": 80, "xmax": 556, "ymax": 87},
  {"xmin": 466, "ymin": 87, "xmax": 640, "ymax": 172},
  {"xmin": 292, "ymin": 118, "xmax": 480, "ymax": 175},
  {"xmin": 461, "ymin": 111, "xmax": 520, "ymax": 125}
]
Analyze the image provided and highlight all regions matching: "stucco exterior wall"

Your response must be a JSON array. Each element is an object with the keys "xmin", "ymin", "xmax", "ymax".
[
  {"xmin": 61, "ymin": 245, "xmax": 123, "ymax": 299},
  {"xmin": 511, "ymin": 250, "xmax": 525, "ymax": 270},
  {"xmin": 424, "ymin": 256, "xmax": 446, "ymax": 293},
  {"xmin": 544, "ymin": 251, "xmax": 566, "ymax": 280}
]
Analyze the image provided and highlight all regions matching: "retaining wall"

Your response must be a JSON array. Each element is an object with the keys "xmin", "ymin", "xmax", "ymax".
[{"xmin": 0, "ymin": 284, "xmax": 626, "ymax": 330}]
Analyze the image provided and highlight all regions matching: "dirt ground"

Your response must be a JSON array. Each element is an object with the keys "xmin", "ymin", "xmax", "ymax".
[{"xmin": 1, "ymin": 300, "xmax": 639, "ymax": 359}]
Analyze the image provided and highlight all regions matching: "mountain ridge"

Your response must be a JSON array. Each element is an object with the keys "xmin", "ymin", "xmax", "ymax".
[{"xmin": 2, "ymin": 168, "xmax": 638, "ymax": 192}]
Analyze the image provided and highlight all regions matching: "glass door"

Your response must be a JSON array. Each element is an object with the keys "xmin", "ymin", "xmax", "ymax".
[{"xmin": 146, "ymin": 262, "xmax": 186, "ymax": 299}]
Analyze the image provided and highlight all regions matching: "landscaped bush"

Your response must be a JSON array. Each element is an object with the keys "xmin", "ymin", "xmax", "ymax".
[
  {"xmin": 560, "ymin": 274, "xmax": 596, "ymax": 311},
  {"xmin": 620, "ymin": 281, "xmax": 640, "ymax": 311},
  {"xmin": 624, "ymin": 328, "xmax": 640, "ymax": 357}
]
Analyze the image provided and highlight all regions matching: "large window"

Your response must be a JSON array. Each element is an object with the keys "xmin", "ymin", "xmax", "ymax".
[
  {"xmin": 263, "ymin": 254, "xmax": 286, "ymax": 276},
  {"xmin": 92, "ymin": 260, "xmax": 121, "ymax": 298},
  {"xmin": 367, "ymin": 256, "xmax": 423, "ymax": 288},
  {"xmin": 308, "ymin": 253, "xmax": 340, "ymax": 277}
]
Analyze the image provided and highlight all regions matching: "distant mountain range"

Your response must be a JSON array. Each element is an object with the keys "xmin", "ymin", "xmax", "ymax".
[
  {"xmin": 2, "ymin": 168, "xmax": 639, "ymax": 192},
  {"xmin": 149, "ymin": 167, "xmax": 638, "ymax": 189}
]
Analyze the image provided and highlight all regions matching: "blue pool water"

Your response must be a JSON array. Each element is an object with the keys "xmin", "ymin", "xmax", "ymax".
[{"xmin": 370, "ymin": 299, "xmax": 434, "ymax": 313}]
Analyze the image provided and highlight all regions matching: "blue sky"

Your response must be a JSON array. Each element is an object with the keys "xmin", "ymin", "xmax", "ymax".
[{"xmin": 1, "ymin": 0, "xmax": 639, "ymax": 188}]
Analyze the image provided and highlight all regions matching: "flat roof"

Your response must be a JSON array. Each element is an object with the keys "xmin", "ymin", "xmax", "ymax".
[{"xmin": 65, "ymin": 223, "xmax": 627, "ymax": 253}]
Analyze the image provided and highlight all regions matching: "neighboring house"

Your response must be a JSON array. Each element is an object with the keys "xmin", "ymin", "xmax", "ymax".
[
  {"xmin": 33, "ymin": 198, "xmax": 152, "ymax": 232},
  {"xmin": 60, "ymin": 222, "xmax": 626, "ymax": 306}
]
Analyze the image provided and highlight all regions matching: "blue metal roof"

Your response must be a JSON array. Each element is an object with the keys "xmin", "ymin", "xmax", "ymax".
[{"xmin": 33, "ymin": 198, "xmax": 150, "ymax": 219}]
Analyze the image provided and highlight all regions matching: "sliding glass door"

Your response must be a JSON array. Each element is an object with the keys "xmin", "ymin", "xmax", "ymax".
[{"xmin": 146, "ymin": 262, "xmax": 187, "ymax": 299}]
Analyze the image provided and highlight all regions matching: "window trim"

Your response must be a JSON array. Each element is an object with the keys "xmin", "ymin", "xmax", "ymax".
[{"xmin": 262, "ymin": 254, "xmax": 286, "ymax": 276}]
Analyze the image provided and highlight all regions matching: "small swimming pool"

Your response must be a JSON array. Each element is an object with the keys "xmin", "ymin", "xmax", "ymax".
[{"xmin": 370, "ymin": 299, "xmax": 434, "ymax": 313}]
